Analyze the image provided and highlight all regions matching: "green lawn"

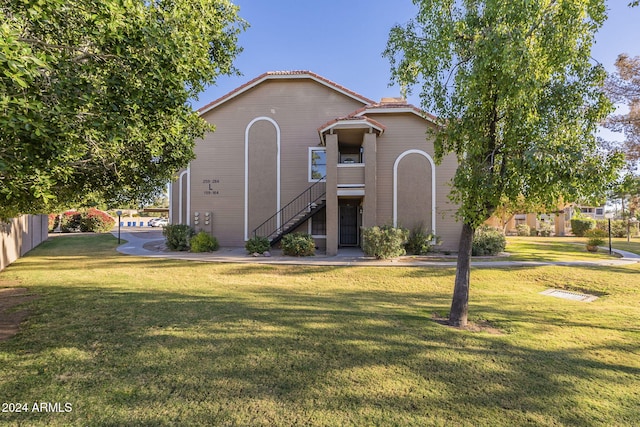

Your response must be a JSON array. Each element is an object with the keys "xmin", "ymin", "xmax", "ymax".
[
  {"xmin": 602, "ymin": 237, "xmax": 640, "ymax": 255},
  {"xmin": 504, "ymin": 236, "xmax": 640, "ymax": 260},
  {"xmin": 504, "ymin": 236, "xmax": 624, "ymax": 261},
  {"xmin": 1, "ymin": 234, "xmax": 639, "ymax": 426}
]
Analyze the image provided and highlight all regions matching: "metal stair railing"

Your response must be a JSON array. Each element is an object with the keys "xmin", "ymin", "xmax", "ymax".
[
  {"xmin": 252, "ymin": 176, "xmax": 326, "ymax": 242},
  {"xmin": 269, "ymin": 201, "xmax": 326, "ymax": 246}
]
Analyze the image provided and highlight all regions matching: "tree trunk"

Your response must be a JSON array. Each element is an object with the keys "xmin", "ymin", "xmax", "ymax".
[
  {"xmin": 449, "ymin": 222, "xmax": 474, "ymax": 327},
  {"xmin": 502, "ymin": 214, "xmax": 515, "ymax": 234}
]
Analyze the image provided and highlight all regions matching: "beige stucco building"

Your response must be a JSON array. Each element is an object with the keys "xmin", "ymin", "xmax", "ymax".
[
  {"xmin": 486, "ymin": 204, "xmax": 606, "ymax": 236},
  {"xmin": 170, "ymin": 71, "xmax": 462, "ymax": 254}
]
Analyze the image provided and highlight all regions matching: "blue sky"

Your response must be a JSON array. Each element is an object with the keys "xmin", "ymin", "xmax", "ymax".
[{"xmin": 192, "ymin": 1, "xmax": 640, "ymax": 111}]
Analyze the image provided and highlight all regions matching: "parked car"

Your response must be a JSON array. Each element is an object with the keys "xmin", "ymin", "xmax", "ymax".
[{"xmin": 150, "ymin": 218, "xmax": 168, "ymax": 227}]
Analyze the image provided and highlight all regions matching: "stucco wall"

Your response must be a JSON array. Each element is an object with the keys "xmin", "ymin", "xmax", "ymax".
[
  {"xmin": 367, "ymin": 112, "xmax": 462, "ymax": 251},
  {"xmin": 1, "ymin": 214, "xmax": 49, "ymax": 271},
  {"xmin": 187, "ymin": 79, "xmax": 366, "ymax": 246},
  {"xmin": 170, "ymin": 74, "xmax": 464, "ymax": 251}
]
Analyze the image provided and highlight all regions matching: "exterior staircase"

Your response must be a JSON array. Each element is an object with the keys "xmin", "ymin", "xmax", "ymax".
[{"xmin": 252, "ymin": 176, "xmax": 326, "ymax": 246}]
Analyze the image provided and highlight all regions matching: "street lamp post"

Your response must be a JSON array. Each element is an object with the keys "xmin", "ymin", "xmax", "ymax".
[
  {"xmin": 609, "ymin": 218, "xmax": 612, "ymax": 255},
  {"xmin": 605, "ymin": 212, "xmax": 613, "ymax": 255},
  {"xmin": 116, "ymin": 210, "xmax": 122, "ymax": 244}
]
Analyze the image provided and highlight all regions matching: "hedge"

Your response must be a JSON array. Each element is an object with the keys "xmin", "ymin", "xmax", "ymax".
[
  {"xmin": 50, "ymin": 209, "xmax": 114, "ymax": 233},
  {"xmin": 595, "ymin": 219, "xmax": 627, "ymax": 238},
  {"xmin": 570, "ymin": 218, "xmax": 595, "ymax": 237}
]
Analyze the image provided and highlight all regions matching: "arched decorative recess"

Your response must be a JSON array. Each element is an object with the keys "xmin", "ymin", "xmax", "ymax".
[
  {"xmin": 393, "ymin": 149, "xmax": 436, "ymax": 233},
  {"xmin": 175, "ymin": 167, "xmax": 191, "ymax": 225},
  {"xmin": 244, "ymin": 117, "xmax": 281, "ymax": 241}
]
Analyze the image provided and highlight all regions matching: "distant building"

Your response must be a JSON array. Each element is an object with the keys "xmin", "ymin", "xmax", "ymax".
[
  {"xmin": 486, "ymin": 204, "xmax": 606, "ymax": 236},
  {"xmin": 575, "ymin": 205, "xmax": 606, "ymax": 220}
]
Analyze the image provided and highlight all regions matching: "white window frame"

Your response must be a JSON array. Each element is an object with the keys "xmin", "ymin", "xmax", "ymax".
[{"xmin": 309, "ymin": 147, "xmax": 327, "ymax": 182}]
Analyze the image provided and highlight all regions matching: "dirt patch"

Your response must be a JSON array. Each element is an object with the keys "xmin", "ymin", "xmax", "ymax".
[
  {"xmin": 0, "ymin": 288, "xmax": 38, "ymax": 342},
  {"xmin": 432, "ymin": 313, "xmax": 504, "ymax": 335}
]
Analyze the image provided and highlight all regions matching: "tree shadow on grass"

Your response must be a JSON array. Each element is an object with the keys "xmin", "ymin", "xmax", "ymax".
[
  {"xmin": 1, "ymin": 282, "xmax": 638, "ymax": 426},
  {"xmin": 2, "ymin": 234, "xmax": 638, "ymax": 425}
]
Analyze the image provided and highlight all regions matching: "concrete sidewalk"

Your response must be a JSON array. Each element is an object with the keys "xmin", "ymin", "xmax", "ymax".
[{"xmin": 112, "ymin": 230, "xmax": 640, "ymax": 268}]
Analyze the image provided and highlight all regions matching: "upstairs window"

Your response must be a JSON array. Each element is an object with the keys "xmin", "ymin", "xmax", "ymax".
[{"xmin": 309, "ymin": 148, "xmax": 326, "ymax": 182}]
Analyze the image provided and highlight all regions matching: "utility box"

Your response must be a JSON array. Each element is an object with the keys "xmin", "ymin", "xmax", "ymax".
[{"xmin": 193, "ymin": 211, "xmax": 213, "ymax": 234}]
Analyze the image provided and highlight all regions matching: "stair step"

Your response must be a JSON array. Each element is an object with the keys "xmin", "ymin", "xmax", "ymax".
[{"xmin": 252, "ymin": 181, "xmax": 326, "ymax": 246}]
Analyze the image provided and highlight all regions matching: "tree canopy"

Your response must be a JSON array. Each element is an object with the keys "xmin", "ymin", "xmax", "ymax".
[
  {"xmin": 0, "ymin": 0, "xmax": 246, "ymax": 219},
  {"xmin": 605, "ymin": 54, "xmax": 640, "ymax": 168},
  {"xmin": 385, "ymin": 0, "xmax": 624, "ymax": 326}
]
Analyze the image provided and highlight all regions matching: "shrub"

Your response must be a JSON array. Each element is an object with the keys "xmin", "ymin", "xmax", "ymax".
[
  {"xmin": 362, "ymin": 225, "xmax": 409, "ymax": 259},
  {"xmin": 537, "ymin": 221, "xmax": 553, "ymax": 237},
  {"xmin": 472, "ymin": 226, "xmax": 506, "ymax": 256},
  {"xmin": 281, "ymin": 232, "xmax": 315, "ymax": 256},
  {"xmin": 515, "ymin": 224, "xmax": 530, "ymax": 237},
  {"xmin": 245, "ymin": 236, "xmax": 271, "ymax": 254},
  {"xmin": 595, "ymin": 219, "xmax": 626, "ymax": 238},
  {"xmin": 80, "ymin": 208, "xmax": 115, "ymax": 233},
  {"xmin": 190, "ymin": 231, "xmax": 219, "ymax": 253},
  {"xmin": 48, "ymin": 214, "xmax": 58, "ymax": 232},
  {"xmin": 570, "ymin": 218, "xmax": 595, "ymax": 237},
  {"xmin": 163, "ymin": 224, "xmax": 195, "ymax": 251},
  {"xmin": 612, "ymin": 220, "xmax": 627, "ymax": 238},
  {"xmin": 60, "ymin": 211, "xmax": 82, "ymax": 232},
  {"xmin": 585, "ymin": 228, "xmax": 607, "ymax": 249},
  {"xmin": 405, "ymin": 225, "xmax": 438, "ymax": 255},
  {"xmin": 53, "ymin": 209, "xmax": 115, "ymax": 233}
]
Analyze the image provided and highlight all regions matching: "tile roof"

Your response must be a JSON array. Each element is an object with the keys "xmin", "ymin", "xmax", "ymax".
[
  {"xmin": 317, "ymin": 99, "xmax": 438, "ymax": 136},
  {"xmin": 317, "ymin": 115, "xmax": 386, "ymax": 135},
  {"xmin": 352, "ymin": 100, "xmax": 438, "ymax": 123}
]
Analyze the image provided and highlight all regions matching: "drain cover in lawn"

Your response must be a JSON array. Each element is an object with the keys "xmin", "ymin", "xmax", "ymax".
[{"xmin": 540, "ymin": 289, "xmax": 598, "ymax": 302}]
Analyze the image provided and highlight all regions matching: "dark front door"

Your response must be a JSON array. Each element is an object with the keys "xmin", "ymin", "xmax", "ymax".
[{"xmin": 339, "ymin": 204, "xmax": 358, "ymax": 246}]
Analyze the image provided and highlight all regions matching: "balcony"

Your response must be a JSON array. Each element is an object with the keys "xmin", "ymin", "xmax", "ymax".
[{"xmin": 337, "ymin": 163, "xmax": 365, "ymax": 187}]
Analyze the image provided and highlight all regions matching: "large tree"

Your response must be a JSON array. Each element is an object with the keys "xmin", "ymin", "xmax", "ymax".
[
  {"xmin": 605, "ymin": 54, "xmax": 640, "ymax": 167},
  {"xmin": 385, "ymin": 0, "xmax": 623, "ymax": 326},
  {"xmin": 0, "ymin": 0, "xmax": 246, "ymax": 219}
]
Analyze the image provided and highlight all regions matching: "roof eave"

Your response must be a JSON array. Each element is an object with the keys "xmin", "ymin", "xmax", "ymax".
[
  {"xmin": 353, "ymin": 106, "xmax": 439, "ymax": 124},
  {"xmin": 197, "ymin": 71, "xmax": 375, "ymax": 116},
  {"xmin": 319, "ymin": 120, "xmax": 385, "ymax": 135}
]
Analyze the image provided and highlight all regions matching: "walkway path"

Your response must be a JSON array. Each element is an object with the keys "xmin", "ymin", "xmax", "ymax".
[{"xmin": 113, "ymin": 230, "xmax": 640, "ymax": 267}]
